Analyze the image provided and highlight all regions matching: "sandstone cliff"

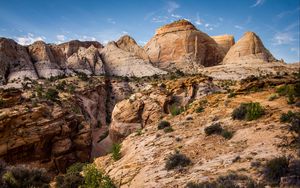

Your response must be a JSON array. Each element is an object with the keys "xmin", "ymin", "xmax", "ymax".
[
  {"xmin": 222, "ymin": 31, "xmax": 277, "ymax": 64},
  {"xmin": 211, "ymin": 34, "xmax": 235, "ymax": 54},
  {"xmin": 144, "ymin": 20, "xmax": 225, "ymax": 73},
  {"xmin": 116, "ymin": 35, "xmax": 149, "ymax": 60},
  {"xmin": 100, "ymin": 41, "xmax": 166, "ymax": 77}
]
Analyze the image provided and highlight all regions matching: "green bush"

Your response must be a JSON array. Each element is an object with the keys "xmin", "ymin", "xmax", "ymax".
[
  {"xmin": 264, "ymin": 157, "xmax": 289, "ymax": 184},
  {"xmin": 83, "ymin": 164, "xmax": 115, "ymax": 188},
  {"xmin": 77, "ymin": 72, "xmax": 89, "ymax": 81},
  {"xmin": 195, "ymin": 106, "xmax": 204, "ymax": 113},
  {"xmin": 164, "ymin": 126, "xmax": 174, "ymax": 133},
  {"xmin": 280, "ymin": 111, "xmax": 299, "ymax": 123},
  {"xmin": 268, "ymin": 94, "xmax": 278, "ymax": 101},
  {"xmin": 204, "ymin": 123, "xmax": 223, "ymax": 136},
  {"xmin": 111, "ymin": 143, "xmax": 121, "ymax": 161},
  {"xmin": 232, "ymin": 102, "xmax": 264, "ymax": 121},
  {"xmin": 158, "ymin": 120, "xmax": 171, "ymax": 130},
  {"xmin": 44, "ymin": 88, "xmax": 59, "ymax": 102},
  {"xmin": 170, "ymin": 104, "xmax": 184, "ymax": 116},
  {"xmin": 221, "ymin": 129, "xmax": 234, "ymax": 140},
  {"xmin": 2, "ymin": 165, "xmax": 50, "ymax": 188},
  {"xmin": 165, "ymin": 152, "xmax": 191, "ymax": 170},
  {"xmin": 228, "ymin": 92, "xmax": 236, "ymax": 98},
  {"xmin": 56, "ymin": 81, "xmax": 66, "ymax": 91}
]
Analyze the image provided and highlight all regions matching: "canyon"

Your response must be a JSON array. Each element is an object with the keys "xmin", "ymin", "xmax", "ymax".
[{"xmin": 0, "ymin": 20, "xmax": 299, "ymax": 187}]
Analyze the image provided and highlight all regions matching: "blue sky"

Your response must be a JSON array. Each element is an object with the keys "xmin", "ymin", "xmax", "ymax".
[{"xmin": 0, "ymin": 0, "xmax": 299, "ymax": 63}]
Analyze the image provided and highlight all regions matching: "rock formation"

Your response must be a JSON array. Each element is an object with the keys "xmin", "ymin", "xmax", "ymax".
[
  {"xmin": 222, "ymin": 31, "xmax": 277, "ymax": 64},
  {"xmin": 144, "ymin": 20, "xmax": 225, "ymax": 73},
  {"xmin": 116, "ymin": 35, "xmax": 149, "ymax": 60},
  {"xmin": 28, "ymin": 41, "xmax": 64, "ymax": 78},
  {"xmin": 100, "ymin": 41, "xmax": 166, "ymax": 77},
  {"xmin": 211, "ymin": 35, "xmax": 235, "ymax": 54},
  {"xmin": 0, "ymin": 38, "xmax": 38, "ymax": 84}
]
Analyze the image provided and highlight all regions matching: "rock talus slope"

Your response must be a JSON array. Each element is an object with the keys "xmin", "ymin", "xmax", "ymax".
[{"xmin": 144, "ymin": 20, "xmax": 225, "ymax": 73}]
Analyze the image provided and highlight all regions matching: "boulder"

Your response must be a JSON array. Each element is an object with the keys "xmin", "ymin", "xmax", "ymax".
[{"xmin": 144, "ymin": 20, "xmax": 225, "ymax": 73}]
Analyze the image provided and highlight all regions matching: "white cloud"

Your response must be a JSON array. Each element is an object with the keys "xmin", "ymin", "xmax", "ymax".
[
  {"xmin": 205, "ymin": 23, "xmax": 213, "ymax": 31},
  {"xmin": 171, "ymin": 14, "xmax": 182, "ymax": 19},
  {"xmin": 152, "ymin": 16, "xmax": 169, "ymax": 23},
  {"xmin": 15, "ymin": 33, "xmax": 46, "ymax": 45},
  {"xmin": 56, "ymin": 34, "xmax": 66, "ymax": 41},
  {"xmin": 272, "ymin": 32, "xmax": 295, "ymax": 45},
  {"xmin": 166, "ymin": 1, "xmax": 180, "ymax": 13},
  {"xmin": 195, "ymin": 13, "xmax": 203, "ymax": 25},
  {"xmin": 291, "ymin": 47, "xmax": 300, "ymax": 56},
  {"xmin": 107, "ymin": 18, "xmax": 116, "ymax": 24},
  {"xmin": 277, "ymin": 7, "xmax": 300, "ymax": 18},
  {"xmin": 234, "ymin": 25, "xmax": 244, "ymax": 30},
  {"xmin": 80, "ymin": 35, "xmax": 96, "ymax": 41},
  {"xmin": 251, "ymin": 0, "xmax": 265, "ymax": 7}
]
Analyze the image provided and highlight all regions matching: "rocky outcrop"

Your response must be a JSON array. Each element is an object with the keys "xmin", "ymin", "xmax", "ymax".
[
  {"xmin": 116, "ymin": 35, "xmax": 149, "ymax": 60},
  {"xmin": 100, "ymin": 42, "xmax": 166, "ymax": 77},
  {"xmin": 109, "ymin": 91, "xmax": 171, "ymax": 142},
  {"xmin": 211, "ymin": 35, "xmax": 235, "ymax": 54},
  {"xmin": 0, "ymin": 89, "xmax": 91, "ymax": 173},
  {"xmin": 28, "ymin": 41, "xmax": 64, "ymax": 78},
  {"xmin": 144, "ymin": 20, "xmax": 225, "ymax": 73},
  {"xmin": 222, "ymin": 31, "xmax": 277, "ymax": 64},
  {"xmin": 0, "ymin": 38, "xmax": 38, "ymax": 84}
]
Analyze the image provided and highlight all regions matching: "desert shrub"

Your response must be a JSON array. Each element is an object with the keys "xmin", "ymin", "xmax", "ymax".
[
  {"xmin": 55, "ymin": 173, "xmax": 83, "ymax": 188},
  {"xmin": 2, "ymin": 165, "xmax": 50, "ymax": 188},
  {"xmin": 111, "ymin": 143, "xmax": 121, "ymax": 161},
  {"xmin": 280, "ymin": 111, "xmax": 299, "ymax": 123},
  {"xmin": 205, "ymin": 123, "xmax": 234, "ymax": 140},
  {"xmin": 204, "ymin": 122, "xmax": 223, "ymax": 136},
  {"xmin": 232, "ymin": 102, "xmax": 264, "ymax": 121},
  {"xmin": 157, "ymin": 120, "xmax": 171, "ymax": 130},
  {"xmin": 264, "ymin": 156, "xmax": 289, "ymax": 184},
  {"xmin": 164, "ymin": 126, "xmax": 174, "ymax": 133},
  {"xmin": 221, "ymin": 129, "xmax": 234, "ymax": 140},
  {"xmin": 186, "ymin": 173, "xmax": 264, "ymax": 188},
  {"xmin": 268, "ymin": 93, "xmax": 278, "ymax": 101},
  {"xmin": 276, "ymin": 85, "xmax": 292, "ymax": 96},
  {"xmin": 56, "ymin": 81, "xmax": 66, "ymax": 91},
  {"xmin": 287, "ymin": 93, "xmax": 295, "ymax": 104},
  {"xmin": 290, "ymin": 117, "xmax": 300, "ymax": 135},
  {"xmin": 67, "ymin": 84, "xmax": 76, "ymax": 93},
  {"xmin": 44, "ymin": 88, "xmax": 59, "ymax": 102},
  {"xmin": 77, "ymin": 72, "xmax": 89, "ymax": 81},
  {"xmin": 195, "ymin": 106, "xmax": 204, "ymax": 113},
  {"xmin": 170, "ymin": 103, "xmax": 184, "ymax": 116},
  {"xmin": 228, "ymin": 92, "xmax": 236, "ymax": 98},
  {"xmin": 67, "ymin": 162, "xmax": 86, "ymax": 175},
  {"xmin": 165, "ymin": 152, "xmax": 191, "ymax": 170},
  {"xmin": 82, "ymin": 164, "xmax": 115, "ymax": 188}
]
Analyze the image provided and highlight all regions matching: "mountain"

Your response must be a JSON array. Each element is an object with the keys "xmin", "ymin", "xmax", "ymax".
[
  {"xmin": 211, "ymin": 34, "xmax": 235, "ymax": 54},
  {"xmin": 223, "ymin": 31, "xmax": 277, "ymax": 64},
  {"xmin": 144, "ymin": 20, "xmax": 225, "ymax": 73}
]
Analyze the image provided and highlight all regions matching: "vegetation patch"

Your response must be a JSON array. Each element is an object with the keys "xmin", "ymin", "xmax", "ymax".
[
  {"xmin": 165, "ymin": 152, "xmax": 191, "ymax": 170},
  {"xmin": 232, "ymin": 102, "xmax": 265, "ymax": 121},
  {"xmin": 158, "ymin": 120, "xmax": 171, "ymax": 130},
  {"xmin": 263, "ymin": 156, "xmax": 289, "ymax": 185},
  {"xmin": 170, "ymin": 103, "xmax": 184, "ymax": 116},
  {"xmin": 204, "ymin": 122, "xmax": 234, "ymax": 140},
  {"xmin": 111, "ymin": 143, "xmax": 122, "ymax": 161}
]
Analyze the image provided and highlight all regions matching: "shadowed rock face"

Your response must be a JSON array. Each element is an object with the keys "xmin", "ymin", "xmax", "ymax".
[
  {"xmin": 100, "ymin": 41, "xmax": 166, "ymax": 77},
  {"xmin": 211, "ymin": 35, "xmax": 235, "ymax": 54},
  {"xmin": 144, "ymin": 20, "xmax": 225, "ymax": 73},
  {"xmin": 222, "ymin": 31, "xmax": 277, "ymax": 64}
]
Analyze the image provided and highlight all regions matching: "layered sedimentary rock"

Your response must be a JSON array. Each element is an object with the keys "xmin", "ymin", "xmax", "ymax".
[
  {"xmin": 223, "ymin": 31, "xmax": 277, "ymax": 64},
  {"xmin": 116, "ymin": 35, "xmax": 149, "ymax": 60},
  {"xmin": 0, "ymin": 89, "xmax": 91, "ymax": 173},
  {"xmin": 144, "ymin": 20, "xmax": 225, "ymax": 73},
  {"xmin": 0, "ymin": 38, "xmax": 38, "ymax": 84},
  {"xmin": 28, "ymin": 41, "xmax": 64, "ymax": 78},
  {"xmin": 211, "ymin": 35, "xmax": 235, "ymax": 54},
  {"xmin": 100, "ymin": 42, "xmax": 166, "ymax": 77}
]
